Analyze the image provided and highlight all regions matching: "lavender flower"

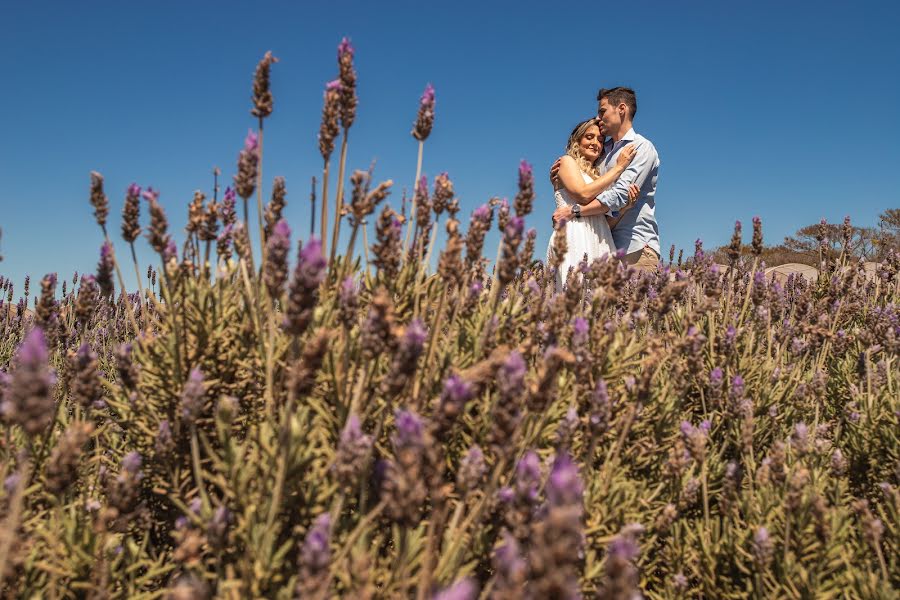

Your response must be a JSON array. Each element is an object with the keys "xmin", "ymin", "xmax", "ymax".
[
  {"xmin": 491, "ymin": 531, "xmax": 527, "ymax": 599},
  {"xmin": 382, "ymin": 409, "xmax": 429, "ymax": 526},
  {"xmin": 4, "ymin": 473, "xmax": 21, "ymax": 495},
  {"xmin": 263, "ymin": 219, "xmax": 291, "ymax": 300},
  {"xmin": 122, "ymin": 183, "xmax": 142, "ymax": 243},
  {"xmin": 155, "ymin": 419, "xmax": 175, "ymax": 456},
  {"xmin": 437, "ymin": 374, "xmax": 474, "ymax": 426},
  {"xmin": 250, "ymin": 50, "xmax": 278, "ymax": 119},
  {"xmin": 264, "ymin": 176, "xmax": 287, "ymax": 240},
  {"xmin": 380, "ymin": 318, "xmax": 427, "ymax": 399},
  {"xmin": 513, "ymin": 160, "xmax": 534, "ymax": 217},
  {"xmin": 337, "ymin": 37, "xmax": 358, "ymax": 129},
  {"xmin": 500, "ymin": 451, "xmax": 542, "ymax": 542},
  {"xmin": 96, "ymin": 242, "xmax": 115, "ymax": 299},
  {"xmin": 432, "ymin": 578, "xmax": 477, "ymax": 600},
  {"xmin": 589, "ymin": 379, "xmax": 612, "ymax": 437},
  {"xmin": 456, "ymin": 445, "xmax": 486, "ymax": 494},
  {"xmin": 680, "ymin": 420, "xmax": 710, "ymax": 463},
  {"xmin": 207, "ymin": 505, "xmax": 232, "ymax": 551},
  {"xmin": 598, "ymin": 525, "xmax": 643, "ymax": 600},
  {"xmin": 180, "ymin": 367, "xmax": 205, "ymax": 425},
  {"xmin": 727, "ymin": 220, "xmax": 742, "ymax": 264},
  {"xmin": 791, "ymin": 422, "xmax": 810, "ymax": 455},
  {"xmin": 465, "ymin": 203, "xmax": 493, "ymax": 267},
  {"xmin": 546, "ymin": 453, "xmax": 583, "ymax": 510},
  {"xmin": 338, "ymin": 276, "xmax": 359, "ymax": 329},
  {"xmin": 69, "ymin": 342, "xmax": 103, "ymax": 410},
  {"xmin": 144, "ymin": 188, "xmax": 171, "ymax": 255},
  {"xmin": 45, "ymin": 421, "xmax": 94, "ymax": 494},
  {"xmin": 490, "ymin": 351, "xmax": 526, "ymax": 461},
  {"xmin": 89, "ymin": 171, "xmax": 109, "ymax": 229},
  {"xmin": 529, "ymin": 451, "xmax": 584, "ymax": 599},
  {"xmin": 432, "ymin": 171, "xmax": 453, "ymax": 215},
  {"xmin": 220, "ymin": 186, "xmax": 237, "ymax": 227},
  {"xmin": 283, "ymin": 237, "xmax": 326, "ymax": 335},
  {"xmin": 751, "ymin": 216, "xmax": 763, "ymax": 256},
  {"xmin": 412, "ymin": 83, "xmax": 435, "ymax": 141},
  {"xmin": 752, "ymin": 526, "xmax": 773, "ymax": 569},
  {"xmin": 332, "ymin": 413, "xmax": 373, "ymax": 491},
  {"xmin": 2, "ymin": 328, "xmax": 56, "ymax": 436},
  {"xmin": 372, "ymin": 206, "xmax": 403, "ymax": 282},
  {"xmin": 318, "ymin": 79, "xmax": 341, "ymax": 160},
  {"xmin": 297, "ymin": 513, "xmax": 331, "ymax": 598},
  {"xmin": 233, "ymin": 129, "xmax": 259, "ymax": 200}
]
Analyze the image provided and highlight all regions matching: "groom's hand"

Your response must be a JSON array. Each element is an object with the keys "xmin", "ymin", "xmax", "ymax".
[
  {"xmin": 549, "ymin": 159, "xmax": 562, "ymax": 186},
  {"xmin": 552, "ymin": 205, "xmax": 570, "ymax": 224}
]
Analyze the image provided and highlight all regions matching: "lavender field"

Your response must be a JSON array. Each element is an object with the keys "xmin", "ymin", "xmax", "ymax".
[{"xmin": 1, "ymin": 43, "xmax": 898, "ymax": 599}]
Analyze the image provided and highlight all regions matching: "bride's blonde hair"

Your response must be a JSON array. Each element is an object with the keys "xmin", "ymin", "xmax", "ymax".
[{"xmin": 565, "ymin": 118, "xmax": 604, "ymax": 178}]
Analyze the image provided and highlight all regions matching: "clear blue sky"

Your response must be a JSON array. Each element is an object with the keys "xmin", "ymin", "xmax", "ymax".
[{"xmin": 2, "ymin": 0, "xmax": 899, "ymax": 292}]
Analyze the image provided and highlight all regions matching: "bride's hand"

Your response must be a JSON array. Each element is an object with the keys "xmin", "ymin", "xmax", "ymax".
[
  {"xmin": 615, "ymin": 144, "xmax": 637, "ymax": 170},
  {"xmin": 549, "ymin": 158, "xmax": 562, "ymax": 187},
  {"xmin": 625, "ymin": 184, "xmax": 640, "ymax": 209}
]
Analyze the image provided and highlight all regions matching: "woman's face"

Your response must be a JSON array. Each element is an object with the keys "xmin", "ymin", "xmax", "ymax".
[{"xmin": 579, "ymin": 124, "xmax": 602, "ymax": 161}]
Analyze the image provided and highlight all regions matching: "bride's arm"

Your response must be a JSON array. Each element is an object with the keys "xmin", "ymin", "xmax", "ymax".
[
  {"xmin": 556, "ymin": 147, "xmax": 636, "ymax": 206},
  {"xmin": 553, "ymin": 184, "xmax": 639, "ymax": 223}
]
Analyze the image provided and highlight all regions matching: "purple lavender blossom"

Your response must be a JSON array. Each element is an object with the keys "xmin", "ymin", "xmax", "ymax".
[
  {"xmin": 300, "ymin": 513, "xmax": 331, "ymax": 572},
  {"xmin": 295, "ymin": 238, "xmax": 327, "ymax": 288},
  {"xmin": 439, "ymin": 374, "xmax": 474, "ymax": 421},
  {"xmin": 456, "ymin": 445, "xmax": 486, "ymax": 493},
  {"xmin": 122, "ymin": 451, "xmax": 142, "ymax": 474},
  {"xmin": 338, "ymin": 37, "xmax": 354, "ymax": 58},
  {"xmin": 546, "ymin": 453, "xmax": 583, "ymax": 509},
  {"xmin": 492, "ymin": 530, "xmax": 527, "ymax": 594},
  {"xmin": 431, "ymin": 578, "xmax": 477, "ymax": 600},
  {"xmin": 264, "ymin": 219, "xmax": 291, "ymax": 298},
  {"xmin": 164, "ymin": 239, "xmax": 177, "ymax": 263},
  {"xmin": 515, "ymin": 451, "xmax": 541, "ymax": 502},
  {"xmin": 472, "ymin": 203, "xmax": 492, "ymax": 222},
  {"xmin": 4, "ymin": 473, "xmax": 21, "ymax": 494},
  {"xmin": 709, "ymin": 367, "xmax": 724, "ymax": 390},
  {"xmin": 393, "ymin": 409, "xmax": 425, "ymax": 449},
  {"xmin": 340, "ymin": 414, "xmax": 371, "ymax": 453},
  {"xmin": 498, "ymin": 351, "xmax": 526, "ymax": 401},
  {"xmin": 572, "ymin": 317, "xmax": 589, "ymax": 348},
  {"xmin": 284, "ymin": 236, "xmax": 327, "ymax": 334},
  {"xmin": 96, "ymin": 242, "xmax": 115, "ymax": 298},
  {"xmin": 400, "ymin": 318, "xmax": 427, "ymax": 357},
  {"xmin": 155, "ymin": 419, "xmax": 174, "ymax": 455},
  {"xmin": 180, "ymin": 367, "xmax": 205, "ymax": 425},
  {"xmin": 2, "ymin": 327, "xmax": 56, "ymax": 436},
  {"xmin": 332, "ymin": 413, "xmax": 373, "ymax": 490},
  {"xmin": 421, "ymin": 83, "xmax": 435, "ymax": 105}
]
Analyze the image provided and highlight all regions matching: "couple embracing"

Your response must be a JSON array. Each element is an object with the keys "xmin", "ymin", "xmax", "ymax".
[{"xmin": 546, "ymin": 87, "xmax": 660, "ymax": 288}]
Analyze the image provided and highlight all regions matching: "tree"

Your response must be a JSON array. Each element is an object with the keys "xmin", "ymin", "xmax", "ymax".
[
  {"xmin": 875, "ymin": 208, "xmax": 900, "ymax": 257},
  {"xmin": 782, "ymin": 220, "xmax": 877, "ymax": 261}
]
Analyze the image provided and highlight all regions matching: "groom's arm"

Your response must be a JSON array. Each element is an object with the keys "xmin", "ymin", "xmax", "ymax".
[{"xmin": 594, "ymin": 140, "xmax": 658, "ymax": 212}]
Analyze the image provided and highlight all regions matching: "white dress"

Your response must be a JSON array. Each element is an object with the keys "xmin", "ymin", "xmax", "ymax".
[{"xmin": 546, "ymin": 170, "xmax": 617, "ymax": 289}]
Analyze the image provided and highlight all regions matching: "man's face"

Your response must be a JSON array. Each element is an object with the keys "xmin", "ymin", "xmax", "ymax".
[{"xmin": 598, "ymin": 97, "xmax": 623, "ymax": 137}]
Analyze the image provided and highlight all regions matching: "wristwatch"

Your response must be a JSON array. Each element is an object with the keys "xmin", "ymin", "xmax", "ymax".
[{"xmin": 571, "ymin": 204, "xmax": 582, "ymax": 219}]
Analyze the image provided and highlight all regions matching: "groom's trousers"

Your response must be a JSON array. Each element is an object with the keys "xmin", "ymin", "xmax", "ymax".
[{"xmin": 623, "ymin": 246, "xmax": 660, "ymax": 272}]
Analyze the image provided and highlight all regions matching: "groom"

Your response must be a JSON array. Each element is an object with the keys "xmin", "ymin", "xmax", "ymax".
[{"xmin": 552, "ymin": 87, "xmax": 660, "ymax": 270}]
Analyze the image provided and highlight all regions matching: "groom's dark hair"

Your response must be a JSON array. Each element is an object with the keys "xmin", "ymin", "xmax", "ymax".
[{"xmin": 598, "ymin": 87, "xmax": 637, "ymax": 119}]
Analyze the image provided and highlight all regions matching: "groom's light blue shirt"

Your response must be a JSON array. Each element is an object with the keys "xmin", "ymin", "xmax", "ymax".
[{"xmin": 596, "ymin": 127, "xmax": 660, "ymax": 256}]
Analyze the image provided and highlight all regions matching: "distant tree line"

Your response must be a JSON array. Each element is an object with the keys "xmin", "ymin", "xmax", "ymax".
[{"xmin": 711, "ymin": 208, "xmax": 900, "ymax": 266}]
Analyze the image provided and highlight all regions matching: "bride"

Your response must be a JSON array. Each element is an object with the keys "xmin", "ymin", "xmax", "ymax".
[{"xmin": 546, "ymin": 118, "xmax": 639, "ymax": 288}]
